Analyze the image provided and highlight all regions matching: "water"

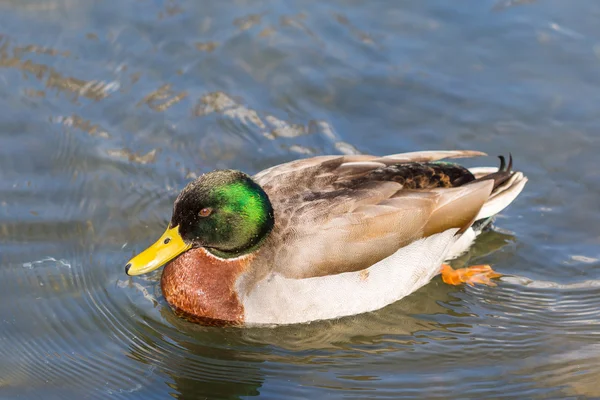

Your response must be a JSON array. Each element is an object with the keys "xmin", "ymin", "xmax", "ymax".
[{"xmin": 1, "ymin": 0, "xmax": 599, "ymax": 398}]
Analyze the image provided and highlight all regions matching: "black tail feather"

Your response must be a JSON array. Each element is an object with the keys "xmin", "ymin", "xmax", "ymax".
[
  {"xmin": 498, "ymin": 155, "xmax": 506, "ymax": 172},
  {"xmin": 472, "ymin": 153, "xmax": 514, "ymax": 191}
]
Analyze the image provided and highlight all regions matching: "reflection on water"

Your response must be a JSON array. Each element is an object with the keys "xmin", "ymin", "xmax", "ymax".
[
  {"xmin": 0, "ymin": 39, "xmax": 118, "ymax": 102},
  {"xmin": 1, "ymin": 0, "xmax": 600, "ymax": 398}
]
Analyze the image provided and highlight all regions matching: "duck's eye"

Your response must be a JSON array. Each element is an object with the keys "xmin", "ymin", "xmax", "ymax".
[{"xmin": 199, "ymin": 207, "xmax": 212, "ymax": 217}]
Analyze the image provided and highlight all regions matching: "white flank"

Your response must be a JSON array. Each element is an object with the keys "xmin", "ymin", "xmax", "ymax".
[
  {"xmin": 241, "ymin": 229, "xmax": 459, "ymax": 325},
  {"xmin": 446, "ymin": 227, "xmax": 477, "ymax": 260}
]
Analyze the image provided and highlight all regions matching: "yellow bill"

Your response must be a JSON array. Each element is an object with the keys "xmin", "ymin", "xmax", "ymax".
[{"xmin": 125, "ymin": 226, "xmax": 191, "ymax": 276}]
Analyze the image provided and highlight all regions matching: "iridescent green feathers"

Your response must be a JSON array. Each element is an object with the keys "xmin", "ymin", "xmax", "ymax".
[{"xmin": 171, "ymin": 170, "xmax": 274, "ymax": 258}]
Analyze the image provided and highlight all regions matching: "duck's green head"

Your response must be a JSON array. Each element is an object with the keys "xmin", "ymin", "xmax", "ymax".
[
  {"xmin": 172, "ymin": 170, "xmax": 275, "ymax": 255},
  {"xmin": 125, "ymin": 170, "xmax": 274, "ymax": 276}
]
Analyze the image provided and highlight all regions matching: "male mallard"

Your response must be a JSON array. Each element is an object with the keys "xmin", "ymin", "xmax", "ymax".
[{"xmin": 126, "ymin": 150, "xmax": 527, "ymax": 326}]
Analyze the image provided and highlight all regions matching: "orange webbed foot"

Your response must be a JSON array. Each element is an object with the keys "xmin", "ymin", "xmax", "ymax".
[{"xmin": 440, "ymin": 264, "xmax": 502, "ymax": 287}]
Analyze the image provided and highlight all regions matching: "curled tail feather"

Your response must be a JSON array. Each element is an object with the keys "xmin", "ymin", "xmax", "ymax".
[{"xmin": 471, "ymin": 154, "xmax": 514, "ymax": 191}]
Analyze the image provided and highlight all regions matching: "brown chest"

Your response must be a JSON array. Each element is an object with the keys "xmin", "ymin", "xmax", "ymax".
[{"xmin": 160, "ymin": 248, "xmax": 253, "ymax": 325}]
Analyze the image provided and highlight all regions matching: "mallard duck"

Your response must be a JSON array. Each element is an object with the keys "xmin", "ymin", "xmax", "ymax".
[{"xmin": 125, "ymin": 150, "xmax": 527, "ymax": 326}]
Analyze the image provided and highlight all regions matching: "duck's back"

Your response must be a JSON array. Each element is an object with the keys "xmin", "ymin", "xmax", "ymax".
[{"xmin": 253, "ymin": 151, "xmax": 501, "ymax": 280}]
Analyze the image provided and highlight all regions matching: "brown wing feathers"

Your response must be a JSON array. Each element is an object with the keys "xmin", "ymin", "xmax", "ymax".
[
  {"xmin": 342, "ymin": 153, "xmax": 514, "ymax": 192},
  {"xmin": 255, "ymin": 151, "xmax": 513, "ymax": 279}
]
